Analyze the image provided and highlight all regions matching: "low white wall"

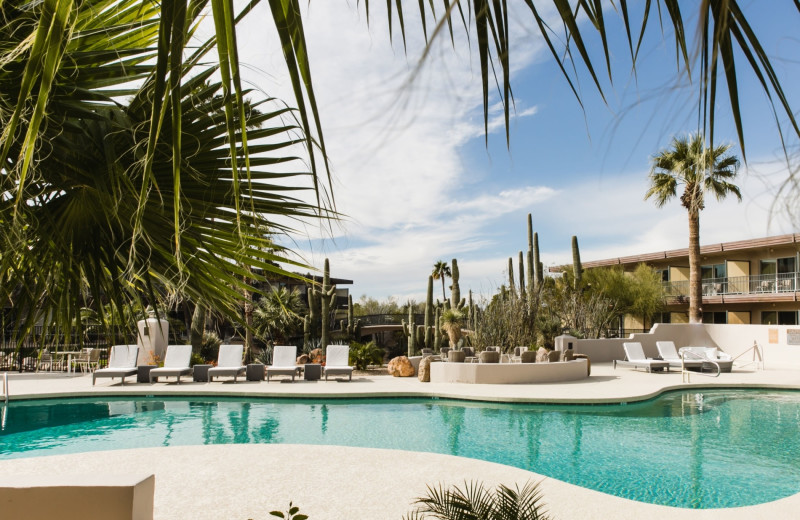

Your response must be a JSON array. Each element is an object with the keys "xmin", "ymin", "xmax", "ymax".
[
  {"xmin": 430, "ymin": 359, "xmax": 588, "ymax": 384},
  {"xmin": 575, "ymin": 323, "xmax": 800, "ymax": 367}
]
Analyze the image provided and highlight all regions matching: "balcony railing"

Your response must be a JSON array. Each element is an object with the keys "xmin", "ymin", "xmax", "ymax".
[{"xmin": 663, "ymin": 272, "xmax": 799, "ymax": 297}]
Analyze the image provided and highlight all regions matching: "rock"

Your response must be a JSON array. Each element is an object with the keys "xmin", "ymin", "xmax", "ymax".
[
  {"xmin": 418, "ymin": 356, "xmax": 433, "ymax": 382},
  {"xmin": 388, "ymin": 356, "xmax": 415, "ymax": 377},
  {"xmin": 296, "ymin": 354, "xmax": 310, "ymax": 365},
  {"xmin": 535, "ymin": 348, "xmax": 551, "ymax": 363},
  {"xmin": 309, "ymin": 348, "xmax": 324, "ymax": 364}
]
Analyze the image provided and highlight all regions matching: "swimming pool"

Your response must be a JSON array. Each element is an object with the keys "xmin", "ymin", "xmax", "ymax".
[{"xmin": 1, "ymin": 389, "xmax": 799, "ymax": 508}]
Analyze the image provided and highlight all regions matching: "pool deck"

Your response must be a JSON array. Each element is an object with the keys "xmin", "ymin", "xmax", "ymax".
[{"xmin": 3, "ymin": 362, "xmax": 800, "ymax": 519}]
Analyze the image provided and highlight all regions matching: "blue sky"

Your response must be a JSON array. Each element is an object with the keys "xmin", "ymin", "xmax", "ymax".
[{"xmin": 234, "ymin": 2, "xmax": 800, "ymax": 303}]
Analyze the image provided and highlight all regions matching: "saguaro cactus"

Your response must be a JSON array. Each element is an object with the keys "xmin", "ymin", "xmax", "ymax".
[
  {"xmin": 572, "ymin": 235, "xmax": 583, "ymax": 289},
  {"xmin": 518, "ymin": 250, "xmax": 526, "ymax": 297},
  {"xmin": 341, "ymin": 294, "xmax": 361, "ymax": 338},
  {"xmin": 527, "ymin": 214, "xmax": 535, "ymax": 290},
  {"xmin": 433, "ymin": 306, "xmax": 443, "ymax": 352},
  {"xmin": 424, "ymin": 276, "xmax": 434, "ymax": 350},
  {"xmin": 402, "ymin": 304, "xmax": 424, "ymax": 356},
  {"xmin": 450, "ymin": 258, "xmax": 464, "ymax": 309},
  {"xmin": 533, "ymin": 231, "xmax": 542, "ymax": 289},
  {"xmin": 309, "ymin": 258, "xmax": 336, "ymax": 351}
]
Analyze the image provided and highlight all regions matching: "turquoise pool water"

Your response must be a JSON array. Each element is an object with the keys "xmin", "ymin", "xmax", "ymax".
[{"xmin": 1, "ymin": 389, "xmax": 799, "ymax": 508}]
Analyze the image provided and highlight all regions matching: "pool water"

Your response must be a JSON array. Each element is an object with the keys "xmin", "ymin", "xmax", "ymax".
[{"xmin": 1, "ymin": 389, "xmax": 799, "ymax": 508}]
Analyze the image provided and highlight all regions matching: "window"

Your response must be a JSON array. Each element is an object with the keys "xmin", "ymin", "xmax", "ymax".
[
  {"xmin": 779, "ymin": 311, "xmax": 798, "ymax": 325},
  {"xmin": 702, "ymin": 311, "xmax": 727, "ymax": 324},
  {"xmin": 701, "ymin": 263, "xmax": 726, "ymax": 280},
  {"xmin": 653, "ymin": 312, "xmax": 671, "ymax": 324},
  {"xmin": 656, "ymin": 269, "xmax": 669, "ymax": 282},
  {"xmin": 762, "ymin": 311, "xmax": 777, "ymax": 325}
]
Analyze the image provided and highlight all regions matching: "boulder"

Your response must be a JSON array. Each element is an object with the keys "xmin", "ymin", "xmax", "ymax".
[
  {"xmin": 417, "ymin": 356, "xmax": 433, "ymax": 382},
  {"xmin": 388, "ymin": 356, "xmax": 415, "ymax": 377},
  {"xmin": 296, "ymin": 354, "xmax": 311, "ymax": 365},
  {"xmin": 309, "ymin": 348, "xmax": 324, "ymax": 364}
]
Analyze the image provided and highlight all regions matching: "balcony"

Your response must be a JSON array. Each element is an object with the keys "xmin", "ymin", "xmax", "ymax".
[{"xmin": 663, "ymin": 272, "xmax": 799, "ymax": 298}]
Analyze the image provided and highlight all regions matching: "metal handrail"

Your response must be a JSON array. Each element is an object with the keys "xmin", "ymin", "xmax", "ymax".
[
  {"xmin": 1, "ymin": 372, "xmax": 7, "ymax": 404},
  {"xmin": 731, "ymin": 341, "xmax": 765, "ymax": 370},
  {"xmin": 680, "ymin": 351, "xmax": 720, "ymax": 382}
]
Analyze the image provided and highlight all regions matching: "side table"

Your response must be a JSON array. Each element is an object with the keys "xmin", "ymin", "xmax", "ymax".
[
  {"xmin": 304, "ymin": 363, "xmax": 322, "ymax": 381},
  {"xmin": 193, "ymin": 364, "xmax": 211, "ymax": 382},
  {"xmin": 246, "ymin": 363, "xmax": 265, "ymax": 381},
  {"xmin": 137, "ymin": 365, "xmax": 157, "ymax": 383}
]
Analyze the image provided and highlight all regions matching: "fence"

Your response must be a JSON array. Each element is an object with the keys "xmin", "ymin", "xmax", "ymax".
[{"xmin": 0, "ymin": 328, "xmax": 134, "ymax": 372}]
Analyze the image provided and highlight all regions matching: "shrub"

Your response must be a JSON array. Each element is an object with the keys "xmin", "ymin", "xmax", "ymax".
[
  {"xmin": 198, "ymin": 331, "xmax": 221, "ymax": 362},
  {"xmin": 349, "ymin": 340, "xmax": 384, "ymax": 370}
]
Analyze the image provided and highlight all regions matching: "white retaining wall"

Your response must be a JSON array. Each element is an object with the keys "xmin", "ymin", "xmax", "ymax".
[{"xmin": 575, "ymin": 323, "xmax": 800, "ymax": 367}]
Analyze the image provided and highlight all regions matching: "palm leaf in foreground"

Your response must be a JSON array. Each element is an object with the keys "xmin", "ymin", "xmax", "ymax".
[{"xmin": 404, "ymin": 480, "xmax": 550, "ymax": 520}]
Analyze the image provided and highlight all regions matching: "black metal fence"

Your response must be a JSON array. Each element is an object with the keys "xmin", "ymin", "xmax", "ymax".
[{"xmin": 0, "ymin": 328, "xmax": 135, "ymax": 372}]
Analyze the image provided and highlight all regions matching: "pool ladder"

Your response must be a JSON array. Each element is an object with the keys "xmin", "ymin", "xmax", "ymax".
[
  {"xmin": 1, "ymin": 372, "xmax": 6, "ymax": 403},
  {"xmin": 680, "ymin": 351, "xmax": 720, "ymax": 383}
]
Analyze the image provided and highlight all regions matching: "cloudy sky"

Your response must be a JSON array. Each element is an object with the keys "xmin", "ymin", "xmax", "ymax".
[{"xmin": 231, "ymin": 2, "xmax": 800, "ymax": 303}]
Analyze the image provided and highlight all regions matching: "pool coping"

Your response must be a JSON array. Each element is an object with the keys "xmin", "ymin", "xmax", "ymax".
[{"xmin": 4, "ymin": 363, "xmax": 800, "ymax": 519}]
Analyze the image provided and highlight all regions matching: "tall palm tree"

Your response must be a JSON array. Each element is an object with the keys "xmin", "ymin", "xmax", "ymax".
[
  {"xmin": 645, "ymin": 134, "xmax": 741, "ymax": 323},
  {"xmin": 432, "ymin": 261, "xmax": 452, "ymax": 301}
]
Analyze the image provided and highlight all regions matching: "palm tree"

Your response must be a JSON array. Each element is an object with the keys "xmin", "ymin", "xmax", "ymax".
[
  {"xmin": 403, "ymin": 480, "xmax": 549, "ymax": 520},
  {"xmin": 0, "ymin": 0, "xmax": 325, "ymax": 341},
  {"xmin": 253, "ymin": 287, "xmax": 307, "ymax": 344},
  {"xmin": 3, "ymin": 0, "xmax": 798, "ymax": 341},
  {"xmin": 432, "ymin": 261, "xmax": 452, "ymax": 301},
  {"xmin": 645, "ymin": 134, "xmax": 741, "ymax": 323}
]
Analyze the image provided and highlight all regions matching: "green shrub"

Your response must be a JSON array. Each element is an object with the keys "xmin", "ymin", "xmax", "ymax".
[
  {"xmin": 349, "ymin": 340, "xmax": 383, "ymax": 370},
  {"xmin": 198, "ymin": 331, "xmax": 221, "ymax": 362}
]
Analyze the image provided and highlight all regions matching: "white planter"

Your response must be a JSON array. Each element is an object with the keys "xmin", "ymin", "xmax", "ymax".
[{"xmin": 136, "ymin": 318, "xmax": 169, "ymax": 366}]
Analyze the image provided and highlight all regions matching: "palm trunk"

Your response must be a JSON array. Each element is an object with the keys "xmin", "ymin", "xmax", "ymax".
[{"xmin": 688, "ymin": 209, "xmax": 702, "ymax": 323}]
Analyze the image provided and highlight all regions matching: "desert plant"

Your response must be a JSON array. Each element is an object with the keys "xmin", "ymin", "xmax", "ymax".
[
  {"xmin": 198, "ymin": 331, "xmax": 222, "ymax": 363},
  {"xmin": 349, "ymin": 341, "xmax": 384, "ymax": 370},
  {"xmin": 440, "ymin": 309, "xmax": 466, "ymax": 350},
  {"xmin": 403, "ymin": 480, "xmax": 549, "ymax": 520}
]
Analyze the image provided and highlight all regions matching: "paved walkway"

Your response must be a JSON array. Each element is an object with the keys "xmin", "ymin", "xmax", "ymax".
[{"xmin": 2, "ymin": 363, "xmax": 799, "ymax": 519}]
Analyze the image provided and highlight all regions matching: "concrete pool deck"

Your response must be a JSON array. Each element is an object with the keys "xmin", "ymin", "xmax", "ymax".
[{"xmin": 3, "ymin": 362, "xmax": 800, "ymax": 519}]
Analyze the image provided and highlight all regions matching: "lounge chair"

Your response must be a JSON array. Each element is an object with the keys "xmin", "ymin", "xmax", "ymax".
[
  {"xmin": 656, "ymin": 341, "xmax": 705, "ymax": 371},
  {"xmin": 678, "ymin": 346, "xmax": 734, "ymax": 373},
  {"xmin": 323, "ymin": 345, "xmax": 354, "ymax": 381},
  {"xmin": 266, "ymin": 345, "xmax": 301, "ymax": 382},
  {"xmin": 613, "ymin": 342, "xmax": 670, "ymax": 373},
  {"xmin": 149, "ymin": 344, "xmax": 193, "ymax": 384},
  {"xmin": 208, "ymin": 344, "xmax": 246, "ymax": 382},
  {"xmin": 92, "ymin": 345, "xmax": 139, "ymax": 385}
]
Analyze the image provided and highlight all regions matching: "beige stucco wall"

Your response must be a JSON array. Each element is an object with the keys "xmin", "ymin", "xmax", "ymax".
[
  {"xmin": 727, "ymin": 260, "xmax": 750, "ymax": 277},
  {"xmin": 0, "ymin": 473, "xmax": 154, "ymax": 520},
  {"xmin": 671, "ymin": 312, "xmax": 689, "ymax": 323},
  {"xmin": 430, "ymin": 359, "xmax": 589, "ymax": 384},
  {"xmin": 728, "ymin": 311, "xmax": 751, "ymax": 324}
]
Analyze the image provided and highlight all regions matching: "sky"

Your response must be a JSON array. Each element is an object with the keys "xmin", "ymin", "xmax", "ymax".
[{"xmin": 229, "ymin": 1, "xmax": 800, "ymax": 303}]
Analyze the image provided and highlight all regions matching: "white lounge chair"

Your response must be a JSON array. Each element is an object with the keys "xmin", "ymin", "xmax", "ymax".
[
  {"xmin": 656, "ymin": 341, "xmax": 705, "ymax": 370},
  {"xmin": 92, "ymin": 345, "xmax": 139, "ymax": 385},
  {"xmin": 148, "ymin": 344, "xmax": 193, "ymax": 384},
  {"xmin": 266, "ymin": 345, "xmax": 301, "ymax": 382},
  {"xmin": 678, "ymin": 346, "xmax": 734, "ymax": 373},
  {"xmin": 323, "ymin": 345, "xmax": 354, "ymax": 381},
  {"xmin": 208, "ymin": 344, "xmax": 246, "ymax": 382},
  {"xmin": 613, "ymin": 342, "xmax": 670, "ymax": 373}
]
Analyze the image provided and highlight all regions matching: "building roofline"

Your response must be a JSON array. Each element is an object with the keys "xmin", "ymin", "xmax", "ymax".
[{"xmin": 582, "ymin": 233, "xmax": 800, "ymax": 269}]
